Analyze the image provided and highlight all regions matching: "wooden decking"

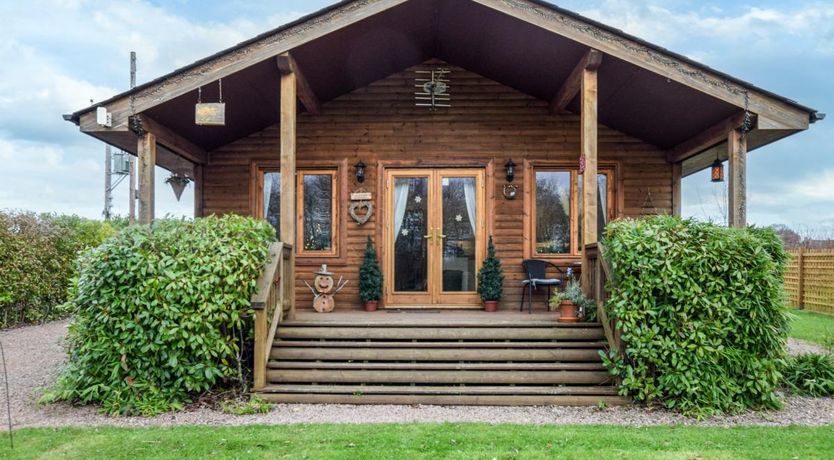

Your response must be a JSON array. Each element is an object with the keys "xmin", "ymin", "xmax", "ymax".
[{"xmin": 256, "ymin": 310, "xmax": 626, "ymax": 406}]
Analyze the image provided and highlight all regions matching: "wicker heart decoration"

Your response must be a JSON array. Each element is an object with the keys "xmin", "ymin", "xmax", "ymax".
[{"xmin": 349, "ymin": 200, "xmax": 374, "ymax": 226}]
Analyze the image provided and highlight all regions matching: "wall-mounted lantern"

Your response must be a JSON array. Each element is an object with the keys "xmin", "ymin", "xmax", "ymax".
[
  {"xmin": 354, "ymin": 160, "xmax": 366, "ymax": 184},
  {"xmin": 505, "ymin": 159, "xmax": 516, "ymax": 183}
]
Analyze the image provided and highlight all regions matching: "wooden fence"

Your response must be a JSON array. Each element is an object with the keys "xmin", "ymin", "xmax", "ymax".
[{"xmin": 785, "ymin": 248, "xmax": 834, "ymax": 315}]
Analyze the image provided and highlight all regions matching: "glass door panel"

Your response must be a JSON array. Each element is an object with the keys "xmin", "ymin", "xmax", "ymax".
[
  {"xmin": 391, "ymin": 176, "xmax": 430, "ymax": 295},
  {"xmin": 440, "ymin": 176, "xmax": 477, "ymax": 293}
]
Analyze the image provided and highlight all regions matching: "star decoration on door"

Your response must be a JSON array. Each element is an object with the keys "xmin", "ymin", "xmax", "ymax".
[
  {"xmin": 414, "ymin": 196, "xmax": 422, "ymax": 204},
  {"xmin": 455, "ymin": 214, "xmax": 463, "ymax": 222},
  {"xmin": 401, "ymin": 229, "xmax": 409, "ymax": 236}
]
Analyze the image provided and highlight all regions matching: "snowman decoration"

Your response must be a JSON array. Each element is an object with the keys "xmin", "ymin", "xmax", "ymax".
[{"xmin": 304, "ymin": 265, "xmax": 348, "ymax": 313}]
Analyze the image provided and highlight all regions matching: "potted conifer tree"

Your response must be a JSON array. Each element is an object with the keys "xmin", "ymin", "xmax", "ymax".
[
  {"xmin": 477, "ymin": 236, "xmax": 504, "ymax": 312},
  {"xmin": 359, "ymin": 236, "xmax": 383, "ymax": 312}
]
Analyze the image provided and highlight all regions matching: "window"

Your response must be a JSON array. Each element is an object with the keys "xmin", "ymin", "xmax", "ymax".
[
  {"xmin": 258, "ymin": 167, "xmax": 339, "ymax": 257},
  {"xmin": 297, "ymin": 170, "xmax": 337, "ymax": 256},
  {"xmin": 529, "ymin": 166, "xmax": 614, "ymax": 257},
  {"xmin": 263, "ymin": 172, "xmax": 281, "ymax": 240}
]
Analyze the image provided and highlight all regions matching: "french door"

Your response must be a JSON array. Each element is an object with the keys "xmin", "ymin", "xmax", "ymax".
[{"xmin": 384, "ymin": 169, "xmax": 485, "ymax": 308}]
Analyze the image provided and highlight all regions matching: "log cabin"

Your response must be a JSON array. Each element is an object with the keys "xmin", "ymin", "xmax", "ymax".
[{"xmin": 65, "ymin": 0, "xmax": 821, "ymax": 405}]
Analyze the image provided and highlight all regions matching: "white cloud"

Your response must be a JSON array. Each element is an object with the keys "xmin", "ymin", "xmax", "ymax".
[{"xmin": 575, "ymin": 1, "xmax": 834, "ymax": 57}]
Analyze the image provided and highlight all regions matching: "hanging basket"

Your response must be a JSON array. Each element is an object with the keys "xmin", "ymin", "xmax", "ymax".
[{"xmin": 166, "ymin": 173, "xmax": 192, "ymax": 201}]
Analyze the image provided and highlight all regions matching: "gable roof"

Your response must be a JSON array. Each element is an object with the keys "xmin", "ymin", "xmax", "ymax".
[
  {"xmin": 66, "ymin": 0, "xmax": 820, "ymax": 173},
  {"xmin": 67, "ymin": 0, "xmax": 816, "ymax": 124}
]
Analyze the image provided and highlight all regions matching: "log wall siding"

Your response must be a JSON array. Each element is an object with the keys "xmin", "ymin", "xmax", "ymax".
[{"xmin": 203, "ymin": 63, "xmax": 672, "ymax": 311}]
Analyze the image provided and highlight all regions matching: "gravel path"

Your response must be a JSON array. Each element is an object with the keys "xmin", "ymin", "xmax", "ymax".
[{"xmin": 2, "ymin": 320, "xmax": 833, "ymax": 429}]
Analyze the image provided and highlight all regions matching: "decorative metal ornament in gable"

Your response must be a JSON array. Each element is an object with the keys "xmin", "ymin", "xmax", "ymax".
[
  {"xmin": 195, "ymin": 79, "xmax": 225, "ymax": 126},
  {"xmin": 415, "ymin": 68, "xmax": 450, "ymax": 110}
]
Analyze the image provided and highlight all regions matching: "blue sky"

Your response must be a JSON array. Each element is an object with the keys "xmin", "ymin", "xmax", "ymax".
[{"xmin": 0, "ymin": 0, "xmax": 831, "ymax": 228}]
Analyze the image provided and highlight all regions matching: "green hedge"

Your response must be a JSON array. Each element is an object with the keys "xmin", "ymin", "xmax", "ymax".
[
  {"xmin": 0, "ymin": 212, "xmax": 117, "ymax": 328},
  {"xmin": 602, "ymin": 216, "xmax": 789, "ymax": 417},
  {"xmin": 45, "ymin": 215, "xmax": 274, "ymax": 415}
]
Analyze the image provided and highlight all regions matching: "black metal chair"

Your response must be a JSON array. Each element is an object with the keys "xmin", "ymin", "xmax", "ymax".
[{"xmin": 520, "ymin": 259, "xmax": 564, "ymax": 314}]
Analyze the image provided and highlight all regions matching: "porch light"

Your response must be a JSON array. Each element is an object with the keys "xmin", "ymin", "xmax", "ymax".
[
  {"xmin": 354, "ymin": 160, "xmax": 366, "ymax": 183},
  {"xmin": 505, "ymin": 159, "xmax": 516, "ymax": 183},
  {"xmin": 710, "ymin": 159, "xmax": 724, "ymax": 183}
]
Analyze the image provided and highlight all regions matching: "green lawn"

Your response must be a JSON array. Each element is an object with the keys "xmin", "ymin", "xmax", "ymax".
[
  {"xmin": 2, "ymin": 424, "xmax": 833, "ymax": 460},
  {"xmin": 790, "ymin": 309, "xmax": 834, "ymax": 346}
]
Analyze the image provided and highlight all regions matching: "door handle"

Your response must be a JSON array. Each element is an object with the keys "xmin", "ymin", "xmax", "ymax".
[{"xmin": 436, "ymin": 228, "xmax": 447, "ymax": 241}]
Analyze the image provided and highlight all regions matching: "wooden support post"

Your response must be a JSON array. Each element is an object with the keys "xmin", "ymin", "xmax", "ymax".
[
  {"xmin": 193, "ymin": 164, "xmax": 204, "ymax": 218},
  {"xmin": 280, "ymin": 66, "xmax": 298, "ymax": 319},
  {"xmin": 580, "ymin": 62, "xmax": 598, "ymax": 296},
  {"xmin": 797, "ymin": 247, "xmax": 805, "ymax": 310},
  {"xmin": 727, "ymin": 129, "xmax": 747, "ymax": 228},
  {"xmin": 137, "ymin": 132, "xmax": 156, "ymax": 225},
  {"xmin": 671, "ymin": 162, "xmax": 682, "ymax": 217}
]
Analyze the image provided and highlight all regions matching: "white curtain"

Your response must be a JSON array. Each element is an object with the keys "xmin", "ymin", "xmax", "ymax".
[
  {"xmin": 393, "ymin": 180, "xmax": 410, "ymax": 239},
  {"xmin": 463, "ymin": 179, "xmax": 477, "ymax": 234},
  {"xmin": 263, "ymin": 174, "xmax": 273, "ymax": 217},
  {"xmin": 598, "ymin": 176, "xmax": 608, "ymax": 225}
]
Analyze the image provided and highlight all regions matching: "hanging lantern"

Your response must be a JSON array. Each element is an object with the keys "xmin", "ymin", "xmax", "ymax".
[
  {"xmin": 166, "ymin": 172, "xmax": 192, "ymax": 201},
  {"xmin": 710, "ymin": 159, "xmax": 724, "ymax": 183}
]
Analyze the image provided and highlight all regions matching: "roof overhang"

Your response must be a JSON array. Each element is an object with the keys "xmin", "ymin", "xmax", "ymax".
[{"xmin": 65, "ymin": 0, "xmax": 819, "ymax": 173}]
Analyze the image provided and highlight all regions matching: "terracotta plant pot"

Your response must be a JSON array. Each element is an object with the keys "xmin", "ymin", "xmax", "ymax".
[
  {"xmin": 483, "ymin": 300, "xmax": 499, "ymax": 312},
  {"xmin": 364, "ymin": 300, "xmax": 379, "ymax": 312},
  {"xmin": 558, "ymin": 300, "xmax": 580, "ymax": 322}
]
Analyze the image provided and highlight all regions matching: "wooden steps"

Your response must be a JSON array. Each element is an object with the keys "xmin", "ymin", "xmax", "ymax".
[{"xmin": 257, "ymin": 318, "xmax": 624, "ymax": 406}]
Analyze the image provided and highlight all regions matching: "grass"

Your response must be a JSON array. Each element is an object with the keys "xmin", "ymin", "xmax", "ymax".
[
  {"xmin": 790, "ymin": 309, "xmax": 834, "ymax": 348},
  {"xmin": 1, "ymin": 424, "xmax": 833, "ymax": 459}
]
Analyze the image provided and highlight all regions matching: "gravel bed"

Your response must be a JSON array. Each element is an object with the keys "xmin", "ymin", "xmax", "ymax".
[
  {"xmin": 2, "ymin": 320, "xmax": 833, "ymax": 429},
  {"xmin": 787, "ymin": 338, "xmax": 828, "ymax": 355}
]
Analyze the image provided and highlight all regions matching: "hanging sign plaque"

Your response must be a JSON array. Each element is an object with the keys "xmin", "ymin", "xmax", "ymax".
[
  {"xmin": 195, "ymin": 103, "xmax": 225, "ymax": 126},
  {"xmin": 195, "ymin": 80, "xmax": 226, "ymax": 126}
]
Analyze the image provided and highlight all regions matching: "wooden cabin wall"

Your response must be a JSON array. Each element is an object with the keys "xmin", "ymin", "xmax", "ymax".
[{"xmin": 203, "ymin": 63, "xmax": 672, "ymax": 311}]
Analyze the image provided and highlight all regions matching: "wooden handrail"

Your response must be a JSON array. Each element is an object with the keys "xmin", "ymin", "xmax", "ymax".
[
  {"xmin": 585, "ymin": 243, "xmax": 622, "ymax": 362},
  {"xmin": 251, "ymin": 242, "xmax": 294, "ymax": 390}
]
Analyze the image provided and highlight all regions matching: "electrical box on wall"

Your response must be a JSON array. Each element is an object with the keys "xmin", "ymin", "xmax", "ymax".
[{"xmin": 96, "ymin": 107, "xmax": 112, "ymax": 127}]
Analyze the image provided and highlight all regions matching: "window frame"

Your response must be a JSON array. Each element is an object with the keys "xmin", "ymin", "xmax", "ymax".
[
  {"xmin": 296, "ymin": 169, "xmax": 339, "ymax": 258},
  {"xmin": 251, "ymin": 159, "xmax": 346, "ymax": 261},
  {"xmin": 524, "ymin": 160, "xmax": 618, "ymax": 259}
]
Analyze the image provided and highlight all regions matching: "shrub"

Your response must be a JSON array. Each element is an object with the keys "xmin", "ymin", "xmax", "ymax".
[
  {"xmin": 782, "ymin": 353, "xmax": 834, "ymax": 397},
  {"xmin": 477, "ymin": 236, "xmax": 504, "ymax": 302},
  {"xmin": 601, "ymin": 216, "xmax": 789, "ymax": 417},
  {"xmin": 358, "ymin": 237, "xmax": 382, "ymax": 302},
  {"xmin": 0, "ymin": 211, "xmax": 116, "ymax": 328},
  {"xmin": 43, "ymin": 215, "xmax": 274, "ymax": 416}
]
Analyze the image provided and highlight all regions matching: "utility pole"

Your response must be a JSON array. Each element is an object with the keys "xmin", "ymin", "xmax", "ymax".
[
  {"xmin": 103, "ymin": 144, "xmax": 112, "ymax": 220},
  {"xmin": 128, "ymin": 51, "xmax": 137, "ymax": 224}
]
